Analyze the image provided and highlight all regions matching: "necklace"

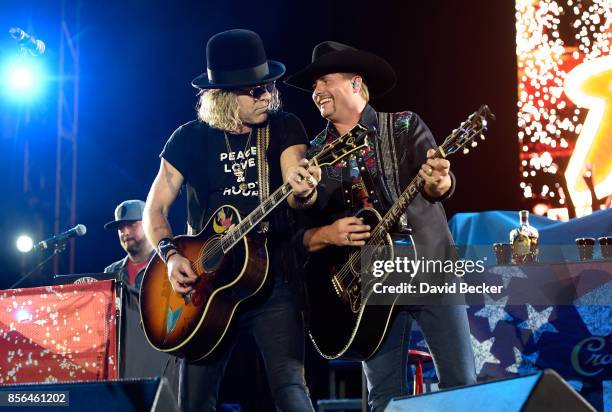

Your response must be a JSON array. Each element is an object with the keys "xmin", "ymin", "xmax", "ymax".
[{"xmin": 223, "ymin": 130, "xmax": 253, "ymax": 192}]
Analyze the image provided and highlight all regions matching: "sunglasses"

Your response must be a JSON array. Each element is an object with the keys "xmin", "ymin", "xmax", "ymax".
[{"xmin": 238, "ymin": 81, "xmax": 276, "ymax": 99}]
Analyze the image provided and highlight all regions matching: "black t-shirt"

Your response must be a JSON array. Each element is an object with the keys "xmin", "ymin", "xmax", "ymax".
[{"xmin": 160, "ymin": 111, "xmax": 308, "ymax": 241}]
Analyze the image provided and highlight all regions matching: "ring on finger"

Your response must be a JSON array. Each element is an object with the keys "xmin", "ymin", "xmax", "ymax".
[
  {"xmin": 306, "ymin": 176, "xmax": 316, "ymax": 187},
  {"xmin": 427, "ymin": 168, "xmax": 433, "ymax": 176},
  {"xmin": 346, "ymin": 233, "xmax": 352, "ymax": 242}
]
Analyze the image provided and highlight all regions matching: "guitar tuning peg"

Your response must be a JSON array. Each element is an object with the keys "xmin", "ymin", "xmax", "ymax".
[
  {"xmin": 463, "ymin": 148, "xmax": 470, "ymax": 154},
  {"xmin": 480, "ymin": 134, "xmax": 486, "ymax": 140},
  {"xmin": 471, "ymin": 141, "xmax": 478, "ymax": 147}
]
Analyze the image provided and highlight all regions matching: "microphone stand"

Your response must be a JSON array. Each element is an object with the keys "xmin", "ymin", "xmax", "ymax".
[{"xmin": 10, "ymin": 243, "xmax": 67, "ymax": 289}]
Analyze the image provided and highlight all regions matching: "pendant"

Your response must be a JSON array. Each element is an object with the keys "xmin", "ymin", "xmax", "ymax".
[
  {"xmin": 232, "ymin": 164, "xmax": 244, "ymax": 178},
  {"xmin": 239, "ymin": 183, "xmax": 248, "ymax": 192}
]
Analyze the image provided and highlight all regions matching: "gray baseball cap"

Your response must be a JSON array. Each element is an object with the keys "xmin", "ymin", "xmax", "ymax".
[{"xmin": 104, "ymin": 199, "xmax": 145, "ymax": 230}]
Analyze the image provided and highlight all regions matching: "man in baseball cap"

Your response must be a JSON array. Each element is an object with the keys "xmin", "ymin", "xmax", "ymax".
[
  {"xmin": 104, "ymin": 199, "xmax": 155, "ymax": 290},
  {"xmin": 103, "ymin": 199, "xmax": 178, "ymax": 384}
]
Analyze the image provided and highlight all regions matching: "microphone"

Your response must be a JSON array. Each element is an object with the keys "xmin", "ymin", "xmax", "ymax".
[
  {"xmin": 9, "ymin": 27, "xmax": 46, "ymax": 56},
  {"xmin": 35, "ymin": 224, "xmax": 87, "ymax": 250}
]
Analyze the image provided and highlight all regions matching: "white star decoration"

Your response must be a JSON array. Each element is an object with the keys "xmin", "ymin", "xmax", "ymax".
[
  {"xmin": 517, "ymin": 305, "xmax": 559, "ymax": 344},
  {"xmin": 475, "ymin": 295, "xmax": 513, "ymax": 332},
  {"xmin": 575, "ymin": 283, "xmax": 612, "ymax": 336},
  {"xmin": 489, "ymin": 266, "xmax": 528, "ymax": 288},
  {"xmin": 470, "ymin": 334, "xmax": 500, "ymax": 375},
  {"xmin": 505, "ymin": 347, "xmax": 539, "ymax": 374}
]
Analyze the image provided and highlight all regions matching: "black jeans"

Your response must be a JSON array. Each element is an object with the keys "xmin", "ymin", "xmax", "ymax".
[
  {"xmin": 182, "ymin": 276, "xmax": 314, "ymax": 412},
  {"xmin": 363, "ymin": 305, "xmax": 477, "ymax": 411}
]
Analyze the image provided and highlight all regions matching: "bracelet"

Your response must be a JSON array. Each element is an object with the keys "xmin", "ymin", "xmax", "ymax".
[
  {"xmin": 165, "ymin": 249, "xmax": 179, "ymax": 263},
  {"xmin": 157, "ymin": 237, "xmax": 178, "ymax": 264}
]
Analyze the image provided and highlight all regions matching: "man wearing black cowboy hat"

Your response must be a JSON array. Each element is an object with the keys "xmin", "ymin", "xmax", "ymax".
[
  {"xmin": 285, "ymin": 41, "xmax": 476, "ymax": 411},
  {"xmin": 143, "ymin": 29, "xmax": 316, "ymax": 411}
]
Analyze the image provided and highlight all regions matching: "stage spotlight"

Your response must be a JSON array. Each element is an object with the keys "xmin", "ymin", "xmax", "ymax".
[
  {"xmin": 16, "ymin": 235, "xmax": 34, "ymax": 253},
  {"xmin": 2, "ymin": 58, "xmax": 44, "ymax": 100},
  {"xmin": 8, "ymin": 65, "xmax": 34, "ymax": 90}
]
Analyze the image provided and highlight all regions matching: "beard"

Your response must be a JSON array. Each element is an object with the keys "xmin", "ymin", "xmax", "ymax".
[{"xmin": 124, "ymin": 237, "xmax": 147, "ymax": 256}]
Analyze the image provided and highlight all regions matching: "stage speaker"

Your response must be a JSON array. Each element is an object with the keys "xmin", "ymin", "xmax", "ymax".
[
  {"xmin": 0, "ymin": 377, "xmax": 178, "ymax": 412},
  {"xmin": 385, "ymin": 369, "xmax": 595, "ymax": 412}
]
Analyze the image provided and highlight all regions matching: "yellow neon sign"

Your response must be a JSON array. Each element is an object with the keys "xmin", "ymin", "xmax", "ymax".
[{"xmin": 564, "ymin": 55, "xmax": 612, "ymax": 216}]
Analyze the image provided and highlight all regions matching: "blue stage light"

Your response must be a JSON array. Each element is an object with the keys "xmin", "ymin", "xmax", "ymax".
[
  {"xmin": 9, "ymin": 65, "xmax": 34, "ymax": 90},
  {"xmin": 2, "ymin": 57, "xmax": 45, "ymax": 100}
]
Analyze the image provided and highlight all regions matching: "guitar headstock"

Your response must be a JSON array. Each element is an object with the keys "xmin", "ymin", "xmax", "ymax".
[
  {"xmin": 440, "ymin": 105, "xmax": 495, "ymax": 157},
  {"xmin": 311, "ymin": 123, "xmax": 373, "ymax": 167}
]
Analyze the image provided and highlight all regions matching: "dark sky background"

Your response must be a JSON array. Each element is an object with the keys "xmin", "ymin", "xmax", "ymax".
[{"xmin": 0, "ymin": 0, "xmax": 519, "ymax": 407}]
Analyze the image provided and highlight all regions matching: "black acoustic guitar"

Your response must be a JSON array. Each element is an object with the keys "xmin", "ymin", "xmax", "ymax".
[
  {"xmin": 305, "ymin": 106, "xmax": 494, "ymax": 360},
  {"xmin": 139, "ymin": 124, "xmax": 372, "ymax": 361}
]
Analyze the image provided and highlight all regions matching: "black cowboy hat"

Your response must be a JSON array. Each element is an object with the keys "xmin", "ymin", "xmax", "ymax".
[
  {"xmin": 284, "ymin": 41, "xmax": 396, "ymax": 97},
  {"xmin": 192, "ymin": 29, "xmax": 286, "ymax": 89}
]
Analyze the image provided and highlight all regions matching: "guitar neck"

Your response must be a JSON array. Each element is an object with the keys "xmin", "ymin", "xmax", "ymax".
[
  {"xmin": 221, "ymin": 182, "xmax": 293, "ymax": 252},
  {"xmin": 376, "ymin": 146, "xmax": 448, "ymax": 236},
  {"xmin": 378, "ymin": 176, "xmax": 424, "ymax": 234}
]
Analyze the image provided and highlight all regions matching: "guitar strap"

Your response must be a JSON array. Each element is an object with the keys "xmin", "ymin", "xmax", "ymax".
[
  {"xmin": 256, "ymin": 124, "xmax": 271, "ymax": 233},
  {"xmin": 373, "ymin": 112, "xmax": 411, "ymax": 233}
]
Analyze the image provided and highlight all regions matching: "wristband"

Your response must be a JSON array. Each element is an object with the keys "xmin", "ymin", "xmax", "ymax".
[{"xmin": 157, "ymin": 237, "xmax": 178, "ymax": 264}]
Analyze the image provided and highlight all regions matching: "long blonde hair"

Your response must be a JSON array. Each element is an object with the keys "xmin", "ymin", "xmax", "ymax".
[{"xmin": 196, "ymin": 88, "xmax": 281, "ymax": 131}]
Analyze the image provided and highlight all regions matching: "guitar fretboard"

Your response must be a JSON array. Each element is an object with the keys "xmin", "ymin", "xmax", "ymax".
[
  {"xmin": 379, "ymin": 176, "xmax": 426, "ymax": 234},
  {"xmin": 375, "ymin": 115, "xmax": 485, "ymax": 238},
  {"xmin": 220, "ymin": 182, "xmax": 293, "ymax": 252}
]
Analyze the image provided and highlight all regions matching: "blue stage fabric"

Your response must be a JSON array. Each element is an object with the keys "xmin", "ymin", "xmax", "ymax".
[
  {"xmin": 449, "ymin": 209, "xmax": 612, "ymax": 245},
  {"xmin": 448, "ymin": 209, "xmax": 612, "ymax": 263},
  {"xmin": 411, "ymin": 211, "xmax": 612, "ymax": 411},
  {"xmin": 409, "ymin": 261, "xmax": 611, "ymax": 411}
]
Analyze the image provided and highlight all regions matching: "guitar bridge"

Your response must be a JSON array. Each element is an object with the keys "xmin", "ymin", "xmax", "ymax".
[{"xmin": 331, "ymin": 275, "xmax": 343, "ymax": 297}]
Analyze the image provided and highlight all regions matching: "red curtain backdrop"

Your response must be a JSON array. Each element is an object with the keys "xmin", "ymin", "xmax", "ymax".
[{"xmin": 0, "ymin": 280, "xmax": 117, "ymax": 384}]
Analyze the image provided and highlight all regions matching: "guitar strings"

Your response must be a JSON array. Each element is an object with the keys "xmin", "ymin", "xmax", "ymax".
[
  {"xmin": 185, "ymin": 135, "xmax": 365, "ymax": 270},
  {"xmin": 182, "ymin": 116, "xmax": 483, "ymax": 284},
  {"xmin": 334, "ymin": 120, "xmax": 484, "ymax": 284},
  {"xmin": 332, "ymin": 120, "xmax": 485, "ymax": 287}
]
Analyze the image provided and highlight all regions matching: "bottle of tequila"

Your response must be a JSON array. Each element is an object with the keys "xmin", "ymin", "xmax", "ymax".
[{"xmin": 509, "ymin": 210, "xmax": 539, "ymax": 263}]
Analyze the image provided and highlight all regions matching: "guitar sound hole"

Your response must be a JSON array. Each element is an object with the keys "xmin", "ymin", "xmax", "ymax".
[
  {"xmin": 352, "ymin": 243, "xmax": 390, "ymax": 277},
  {"xmin": 201, "ymin": 237, "xmax": 224, "ymax": 272}
]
